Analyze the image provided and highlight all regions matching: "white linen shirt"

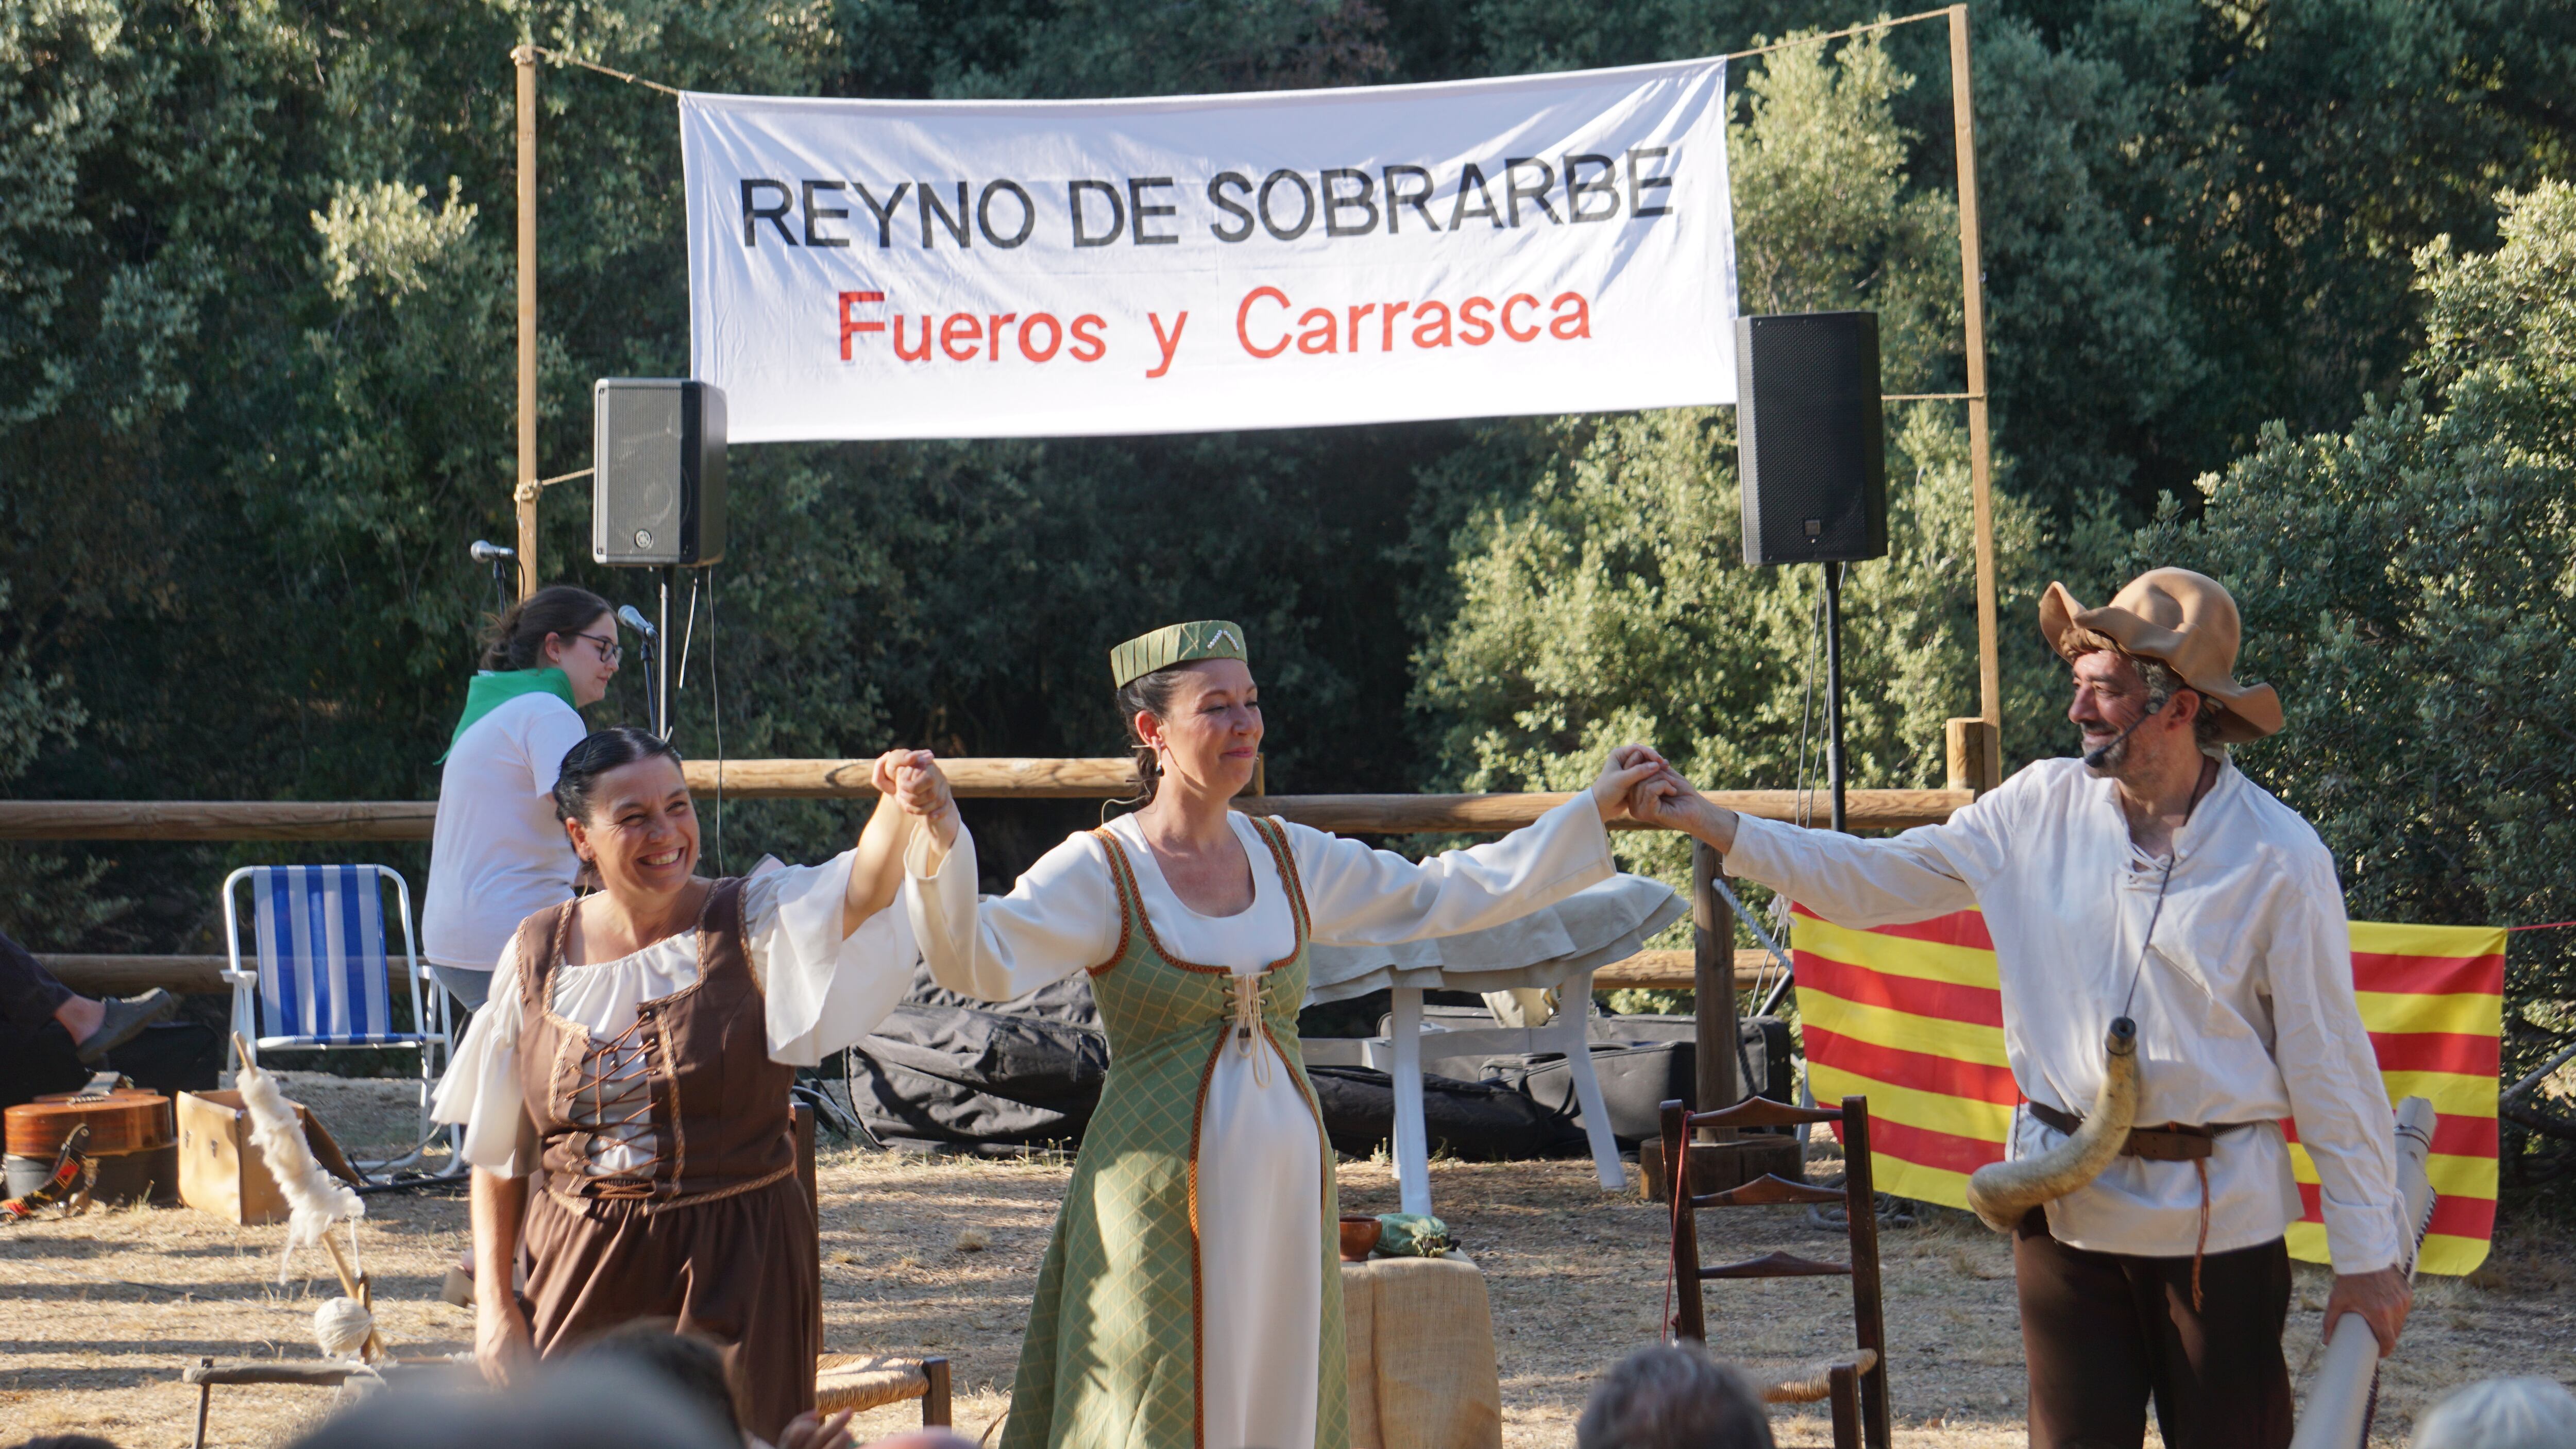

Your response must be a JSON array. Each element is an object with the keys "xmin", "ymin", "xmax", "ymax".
[
  {"xmin": 1725, "ymin": 756, "xmax": 2404, "ymax": 1271},
  {"xmin": 430, "ymin": 850, "xmax": 920, "ymax": 1178}
]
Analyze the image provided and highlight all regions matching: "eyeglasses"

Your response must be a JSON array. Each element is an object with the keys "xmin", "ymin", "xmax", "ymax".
[{"xmin": 569, "ymin": 631, "xmax": 622, "ymax": 667}]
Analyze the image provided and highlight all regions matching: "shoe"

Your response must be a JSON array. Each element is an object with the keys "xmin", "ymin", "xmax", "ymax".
[{"xmin": 74, "ymin": 989, "xmax": 179, "ymax": 1065}]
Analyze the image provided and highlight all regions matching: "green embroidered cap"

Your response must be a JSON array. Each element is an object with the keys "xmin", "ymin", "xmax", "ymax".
[{"xmin": 1110, "ymin": 620, "xmax": 1249, "ymax": 688}]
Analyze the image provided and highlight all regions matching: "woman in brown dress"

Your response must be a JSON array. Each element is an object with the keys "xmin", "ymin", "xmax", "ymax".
[{"xmin": 431, "ymin": 728, "xmax": 925, "ymax": 1438}]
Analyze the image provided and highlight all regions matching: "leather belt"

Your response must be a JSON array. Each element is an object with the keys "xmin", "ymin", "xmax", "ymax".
[{"xmin": 2026, "ymin": 1102, "xmax": 2258, "ymax": 1163}]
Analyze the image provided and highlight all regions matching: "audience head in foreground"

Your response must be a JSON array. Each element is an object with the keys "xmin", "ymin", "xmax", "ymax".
[
  {"xmin": 1577, "ymin": 1343, "xmax": 1775, "ymax": 1449},
  {"xmin": 566, "ymin": 1321, "xmax": 862, "ymax": 1449},
  {"xmin": 2413, "ymin": 1377, "xmax": 2576, "ymax": 1449},
  {"xmin": 289, "ymin": 1360, "xmax": 732, "ymax": 1449}
]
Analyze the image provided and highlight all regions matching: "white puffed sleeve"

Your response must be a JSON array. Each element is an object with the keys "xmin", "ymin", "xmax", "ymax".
[
  {"xmin": 743, "ymin": 849, "xmax": 927, "ymax": 1067},
  {"xmin": 429, "ymin": 937, "xmax": 537, "ymax": 1176},
  {"xmin": 903, "ymin": 824, "xmax": 1121, "ymax": 1002},
  {"xmin": 1289, "ymin": 791, "xmax": 1618, "ymax": 946}
]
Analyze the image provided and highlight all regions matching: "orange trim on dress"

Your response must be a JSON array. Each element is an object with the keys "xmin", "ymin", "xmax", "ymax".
[
  {"xmin": 1095, "ymin": 817, "xmax": 1302, "ymax": 977},
  {"xmin": 1084, "ymin": 828, "xmax": 1140, "ymax": 978},
  {"xmin": 1185, "ymin": 1016, "xmax": 1231, "ymax": 1449}
]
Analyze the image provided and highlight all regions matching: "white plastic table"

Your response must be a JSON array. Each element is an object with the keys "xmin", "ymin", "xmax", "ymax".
[{"xmin": 1359, "ymin": 976, "xmax": 1623, "ymax": 1216}]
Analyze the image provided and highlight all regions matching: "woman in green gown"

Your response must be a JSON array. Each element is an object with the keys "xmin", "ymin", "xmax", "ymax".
[{"xmin": 894, "ymin": 621, "xmax": 1667, "ymax": 1449}]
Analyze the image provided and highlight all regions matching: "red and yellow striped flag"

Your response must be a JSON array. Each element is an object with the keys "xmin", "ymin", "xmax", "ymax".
[{"xmin": 1794, "ymin": 907, "xmax": 2504, "ymax": 1274}]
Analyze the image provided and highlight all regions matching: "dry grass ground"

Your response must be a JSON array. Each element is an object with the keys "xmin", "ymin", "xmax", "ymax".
[{"xmin": 3, "ymin": 1073, "xmax": 2571, "ymax": 1447}]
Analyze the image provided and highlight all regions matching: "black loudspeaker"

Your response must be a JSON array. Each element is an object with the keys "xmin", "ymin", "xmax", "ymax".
[
  {"xmin": 1736, "ymin": 312, "xmax": 1886, "ymax": 565},
  {"xmin": 593, "ymin": 379, "xmax": 726, "ymax": 567}
]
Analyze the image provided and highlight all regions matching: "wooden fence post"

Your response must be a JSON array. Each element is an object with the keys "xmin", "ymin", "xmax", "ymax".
[{"xmin": 1692, "ymin": 840, "xmax": 1738, "ymax": 1143}]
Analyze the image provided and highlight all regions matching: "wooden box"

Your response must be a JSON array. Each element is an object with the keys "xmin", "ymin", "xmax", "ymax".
[{"xmin": 176, "ymin": 1089, "xmax": 361, "ymax": 1225}]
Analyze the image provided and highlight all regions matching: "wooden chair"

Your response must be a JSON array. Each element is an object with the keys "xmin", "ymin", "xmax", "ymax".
[
  {"xmin": 1658, "ymin": 1095, "xmax": 1890, "ymax": 1449},
  {"xmin": 816, "ymin": 1353, "xmax": 951, "ymax": 1425}
]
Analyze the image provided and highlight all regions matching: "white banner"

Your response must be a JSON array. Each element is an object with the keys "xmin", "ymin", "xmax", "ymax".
[{"xmin": 681, "ymin": 59, "xmax": 1736, "ymax": 442}]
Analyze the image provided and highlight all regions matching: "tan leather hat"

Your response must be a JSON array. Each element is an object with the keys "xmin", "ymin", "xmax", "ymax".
[{"xmin": 2038, "ymin": 568, "xmax": 2282, "ymax": 741}]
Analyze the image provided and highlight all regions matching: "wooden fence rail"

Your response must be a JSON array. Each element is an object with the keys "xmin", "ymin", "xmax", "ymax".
[
  {"xmin": 35, "ymin": 948, "xmax": 1758, "ymax": 999},
  {"xmin": 14, "ymin": 760, "xmax": 1937, "ymax": 1019},
  {"xmin": 0, "ymin": 763, "xmax": 1967, "ymax": 841}
]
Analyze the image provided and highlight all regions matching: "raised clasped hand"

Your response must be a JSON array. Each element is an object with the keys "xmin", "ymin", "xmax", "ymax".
[
  {"xmin": 870, "ymin": 747, "xmax": 931, "ymax": 796},
  {"xmin": 1590, "ymin": 744, "xmax": 1674, "ymax": 823},
  {"xmin": 873, "ymin": 747, "xmax": 958, "ymax": 844},
  {"xmin": 1626, "ymin": 764, "xmax": 1699, "ymax": 829}
]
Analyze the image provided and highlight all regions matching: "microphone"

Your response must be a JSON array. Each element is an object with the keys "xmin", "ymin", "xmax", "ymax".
[
  {"xmin": 469, "ymin": 539, "xmax": 516, "ymax": 562},
  {"xmin": 616, "ymin": 604, "xmax": 658, "ymax": 641},
  {"xmin": 2082, "ymin": 696, "xmax": 2164, "ymax": 770}
]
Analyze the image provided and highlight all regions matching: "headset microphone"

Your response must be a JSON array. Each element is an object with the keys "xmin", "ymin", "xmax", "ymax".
[{"xmin": 2082, "ymin": 696, "xmax": 2164, "ymax": 770}]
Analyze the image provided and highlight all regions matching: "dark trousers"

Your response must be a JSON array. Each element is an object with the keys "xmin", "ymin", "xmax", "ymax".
[
  {"xmin": 0, "ymin": 930, "xmax": 86, "ymax": 1109},
  {"xmin": 0, "ymin": 930, "xmax": 74, "ymax": 1025},
  {"xmin": 2014, "ymin": 1208, "xmax": 2294, "ymax": 1449}
]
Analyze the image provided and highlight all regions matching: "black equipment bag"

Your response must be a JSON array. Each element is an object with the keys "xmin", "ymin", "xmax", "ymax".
[
  {"xmin": 837, "ymin": 965, "xmax": 1109, "ymax": 1151},
  {"xmin": 1303, "ymin": 1065, "xmax": 1590, "ymax": 1161},
  {"xmin": 1484, "ymin": 1041, "xmax": 1696, "ymax": 1148},
  {"xmin": 1481, "ymin": 1014, "xmax": 1800, "ymax": 1144}
]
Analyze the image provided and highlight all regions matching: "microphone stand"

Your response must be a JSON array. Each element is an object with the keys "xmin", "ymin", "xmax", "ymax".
[
  {"xmin": 634, "ymin": 626, "xmax": 660, "ymax": 738},
  {"xmin": 658, "ymin": 566, "xmax": 674, "ymax": 744},
  {"xmin": 1823, "ymin": 561, "xmax": 1847, "ymax": 834}
]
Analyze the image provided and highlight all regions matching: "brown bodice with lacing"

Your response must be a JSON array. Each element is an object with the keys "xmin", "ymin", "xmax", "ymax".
[{"xmin": 510, "ymin": 878, "xmax": 795, "ymax": 1206}]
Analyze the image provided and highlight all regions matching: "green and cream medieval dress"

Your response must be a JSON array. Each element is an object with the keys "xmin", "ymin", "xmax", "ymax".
[{"xmin": 904, "ymin": 794, "xmax": 1615, "ymax": 1449}]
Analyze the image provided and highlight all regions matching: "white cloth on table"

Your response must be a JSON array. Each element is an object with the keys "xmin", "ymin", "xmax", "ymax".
[
  {"xmin": 430, "ymin": 849, "xmax": 921, "ymax": 1179},
  {"xmin": 904, "ymin": 794, "xmax": 1614, "ymax": 1449},
  {"xmin": 422, "ymin": 690, "xmax": 589, "ymax": 973},
  {"xmin": 1301, "ymin": 871, "xmax": 1684, "ymax": 1005},
  {"xmin": 1722, "ymin": 756, "xmax": 2404, "ymax": 1272}
]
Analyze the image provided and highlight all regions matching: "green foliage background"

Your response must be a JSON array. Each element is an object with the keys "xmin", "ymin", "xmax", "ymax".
[{"xmin": 4, "ymin": 1, "xmax": 2574, "ymax": 1097}]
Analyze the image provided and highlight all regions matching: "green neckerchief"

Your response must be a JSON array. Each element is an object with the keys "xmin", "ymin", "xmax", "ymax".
[{"xmin": 439, "ymin": 668, "xmax": 578, "ymax": 761}]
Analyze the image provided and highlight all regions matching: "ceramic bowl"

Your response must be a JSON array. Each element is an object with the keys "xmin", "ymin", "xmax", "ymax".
[{"xmin": 1338, "ymin": 1215, "xmax": 1382, "ymax": 1263}]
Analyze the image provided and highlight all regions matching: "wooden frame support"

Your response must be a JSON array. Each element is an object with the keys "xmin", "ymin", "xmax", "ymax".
[
  {"xmin": 513, "ymin": 43, "xmax": 539, "ymax": 601},
  {"xmin": 499, "ymin": 12, "xmax": 2003, "ymax": 765},
  {"xmin": 1949, "ymin": 5, "xmax": 2002, "ymax": 787}
]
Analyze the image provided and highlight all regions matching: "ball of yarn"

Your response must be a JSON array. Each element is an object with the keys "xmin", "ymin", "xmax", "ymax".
[{"xmin": 314, "ymin": 1295, "xmax": 374, "ymax": 1359}]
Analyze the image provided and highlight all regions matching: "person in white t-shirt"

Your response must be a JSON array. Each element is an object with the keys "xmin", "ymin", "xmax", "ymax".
[{"xmin": 424, "ymin": 584, "xmax": 620, "ymax": 1013}]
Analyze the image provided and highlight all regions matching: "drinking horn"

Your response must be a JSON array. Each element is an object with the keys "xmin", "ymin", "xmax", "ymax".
[{"xmin": 1964, "ymin": 1016, "xmax": 2139, "ymax": 1233}]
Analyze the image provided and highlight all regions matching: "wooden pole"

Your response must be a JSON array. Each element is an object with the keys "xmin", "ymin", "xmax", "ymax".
[
  {"xmin": 1691, "ymin": 841, "xmax": 1738, "ymax": 1140},
  {"xmin": 513, "ymin": 44, "xmax": 539, "ymax": 601},
  {"xmin": 1949, "ymin": 5, "xmax": 2001, "ymax": 788}
]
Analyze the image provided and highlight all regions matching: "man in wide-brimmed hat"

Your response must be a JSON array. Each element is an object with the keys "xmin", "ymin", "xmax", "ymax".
[{"xmin": 1632, "ymin": 568, "xmax": 2410, "ymax": 1449}]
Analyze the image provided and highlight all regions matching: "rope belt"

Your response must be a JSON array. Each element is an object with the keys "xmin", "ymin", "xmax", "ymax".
[
  {"xmin": 1228, "ymin": 974, "xmax": 1274, "ymax": 1090},
  {"xmin": 2027, "ymin": 1102, "xmax": 2260, "ymax": 1310}
]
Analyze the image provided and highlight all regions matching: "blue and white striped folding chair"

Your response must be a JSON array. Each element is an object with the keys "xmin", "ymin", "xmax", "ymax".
[{"xmin": 222, "ymin": 865, "xmax": 453, "ymax": 1173}]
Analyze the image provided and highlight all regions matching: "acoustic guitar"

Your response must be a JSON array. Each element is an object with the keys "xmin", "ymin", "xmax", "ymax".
[{"xmin": 6, "ymin": 1076, "xmax": 175, "ymax": 1158}]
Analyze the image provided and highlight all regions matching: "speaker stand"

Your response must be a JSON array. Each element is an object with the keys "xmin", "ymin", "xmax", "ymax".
[
  {"xmin": 656, "ymin": 566, "xmax": 675, "ymax": 742},
  {"xmin": 1823, "ymin": 562, "xmax": 1848, "ymax": 833}
]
